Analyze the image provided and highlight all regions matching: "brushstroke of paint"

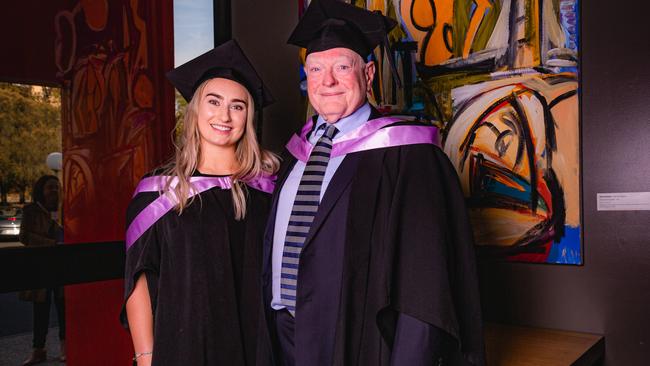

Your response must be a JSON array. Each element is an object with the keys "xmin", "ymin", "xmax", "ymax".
[{"xmin": 547, "ymin": 225, "xmax": 581, "ymax": 264}]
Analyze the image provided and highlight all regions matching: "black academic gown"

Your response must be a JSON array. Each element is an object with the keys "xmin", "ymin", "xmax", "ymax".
[
  {"xmin": 258, "ymin": 115, "xmax": 486, "ymax": 366},
  {"xmin": 121, "ymin": 174, "xmax": 271, "ymax": 366}
]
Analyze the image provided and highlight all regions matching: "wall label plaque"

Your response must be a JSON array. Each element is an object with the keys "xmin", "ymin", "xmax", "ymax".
[{"xmin": 597, "ymin": 192, "xmax": 650, "ymax": 211}]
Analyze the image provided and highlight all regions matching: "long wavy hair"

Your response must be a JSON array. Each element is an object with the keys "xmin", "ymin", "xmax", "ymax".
[
  {"xmin": 32, "ymin": 175, "xmax": 59, "ymax": 205},
  {"xmin": 162, "ymin": 79, "xmax": 279, "ymax": 219}
]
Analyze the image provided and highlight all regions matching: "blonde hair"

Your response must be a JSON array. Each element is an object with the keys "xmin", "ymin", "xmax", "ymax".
[{"xmin": 162, "ymin": 78, "xmax": 279, "ymax": 219}]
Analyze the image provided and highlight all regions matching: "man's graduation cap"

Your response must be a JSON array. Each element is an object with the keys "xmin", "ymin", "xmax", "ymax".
[
  {"xmin": 287, "ymin": 0, "xmax": 401, "ymax": 86},
  {"xmin": 166, "ymin": 39, "xmax": 274, "ymax": 107}
]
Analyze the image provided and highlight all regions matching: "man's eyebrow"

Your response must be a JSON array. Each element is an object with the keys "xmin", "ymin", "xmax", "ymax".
[
  {"xmin": 231, "ymin": 98, "xmax": 248, "ymax": 105},
  {"xmin": 306, "ymin": 56, "xmax": 354, "ymax": 64}
]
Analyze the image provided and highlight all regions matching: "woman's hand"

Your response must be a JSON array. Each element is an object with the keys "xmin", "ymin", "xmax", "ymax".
[{"xmin": 127, "ymin": 275, "xmax": 154, "ymax": 366}]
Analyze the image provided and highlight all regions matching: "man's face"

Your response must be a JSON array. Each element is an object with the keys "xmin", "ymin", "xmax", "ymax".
[{"xmin": 305, "ymin": 47, "xmax": 375, "ymax": 123}]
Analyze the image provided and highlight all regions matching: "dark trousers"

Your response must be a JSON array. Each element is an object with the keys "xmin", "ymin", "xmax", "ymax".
[
  {"xmin": 275, "ymin": 309, "xmax": 295, "ymax": 366},
  {"xmin": 274, "ymin": 309, "xmax": 448, "ymax": 366},
  {"xmin": 32, "ymin": 288, "xmax": 65, "ymax": 349}
]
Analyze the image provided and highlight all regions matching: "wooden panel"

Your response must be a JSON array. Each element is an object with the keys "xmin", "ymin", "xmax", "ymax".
[{"xmin": 485, "ymin": 323, "xmax": 604, "ymax": 366}]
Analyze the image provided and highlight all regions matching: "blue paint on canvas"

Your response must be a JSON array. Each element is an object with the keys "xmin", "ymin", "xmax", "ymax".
[{"xmin": 547, "ymin": 226, "xmax": 581, "ymax": 264}]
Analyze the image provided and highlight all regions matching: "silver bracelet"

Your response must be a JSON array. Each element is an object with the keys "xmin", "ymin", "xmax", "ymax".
[{"xmin": 133, "ymin": 351, "xmax": 153, "ymax": 361}]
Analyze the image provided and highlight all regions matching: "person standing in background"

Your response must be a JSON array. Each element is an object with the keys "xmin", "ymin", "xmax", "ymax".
[{"xmin": 19, "ymin": 175, "xmax": 65, "ymax": 365}]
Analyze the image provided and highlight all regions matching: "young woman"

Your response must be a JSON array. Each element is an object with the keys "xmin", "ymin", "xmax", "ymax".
[{"xmin": 121, "ymin": 40, "xmax": 279, "ymax": 366}]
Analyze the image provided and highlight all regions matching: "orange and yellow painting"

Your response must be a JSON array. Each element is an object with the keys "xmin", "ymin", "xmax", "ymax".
[{"xmin": 328, "ymin": 0, "xmax": 581, "ymax": 264}]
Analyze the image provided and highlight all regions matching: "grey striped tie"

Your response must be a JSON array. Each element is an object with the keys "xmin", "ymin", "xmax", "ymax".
[{"xmin": 280, "ymin": 124, "xmax": 339, "ymax": 315}]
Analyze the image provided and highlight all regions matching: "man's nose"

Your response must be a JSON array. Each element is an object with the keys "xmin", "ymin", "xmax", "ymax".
[{"xmin": 322, "ymin": 68, "xmax": 337, "ymax": 87}]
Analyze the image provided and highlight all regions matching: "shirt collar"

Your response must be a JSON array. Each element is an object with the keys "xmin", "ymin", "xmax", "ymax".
[{"xmin": 310, "ymin": 102, "xmax": 371, "ymax": 143}]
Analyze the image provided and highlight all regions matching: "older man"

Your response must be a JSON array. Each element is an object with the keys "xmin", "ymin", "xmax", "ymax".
[{"xmin": 258, "ymin": 1, "xmax": 485, "ymax": 365}]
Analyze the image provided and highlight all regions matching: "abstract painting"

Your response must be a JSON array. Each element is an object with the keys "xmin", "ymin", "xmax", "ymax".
[{"xmin": 309, "ymin": 0, "xmax": 581, "ymax": 264}]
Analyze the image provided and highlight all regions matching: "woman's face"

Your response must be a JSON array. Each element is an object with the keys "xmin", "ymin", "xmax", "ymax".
[{"xmin": 196, "ymin": 78, "xmax": 249, "ymax": 152}]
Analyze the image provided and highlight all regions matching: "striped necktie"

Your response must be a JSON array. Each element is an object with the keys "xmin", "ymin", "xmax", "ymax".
[{"xmin": 280, "ymin": 123, "xmax": 339, "ymax": 315}]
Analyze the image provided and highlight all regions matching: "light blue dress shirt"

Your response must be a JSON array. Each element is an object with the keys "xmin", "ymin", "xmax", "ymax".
[{"xmin": 271, "ymin": 103, "xmax": 372, "ymax": 310}]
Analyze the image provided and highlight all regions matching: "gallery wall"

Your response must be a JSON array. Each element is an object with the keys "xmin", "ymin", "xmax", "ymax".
[{"xmin": 232, "ymin": 0, "xmax": 650, "ymax": 365}]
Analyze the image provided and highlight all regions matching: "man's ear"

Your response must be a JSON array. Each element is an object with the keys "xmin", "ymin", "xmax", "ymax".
[{"xmin": 365, "ymin": 61, "xmax": 376, "ymax": 91}]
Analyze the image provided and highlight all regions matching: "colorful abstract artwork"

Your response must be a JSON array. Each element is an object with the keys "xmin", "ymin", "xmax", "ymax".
[{"xmin": 319, "ymin": 0, "xmax": 581, "ymax": 264}]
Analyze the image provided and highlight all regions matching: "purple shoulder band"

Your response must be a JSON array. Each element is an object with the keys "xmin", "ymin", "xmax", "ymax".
[
  {"xmin": 125, "ymin": 174, "xmax": 275, "ymax": 250},
  {"xmin": 286, "ymin": 116, "xmax": 440, "ymax": 162}
]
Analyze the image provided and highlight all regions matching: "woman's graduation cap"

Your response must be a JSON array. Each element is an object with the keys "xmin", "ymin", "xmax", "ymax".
[
  {"xmin": 166, "ymin": 39, "xmax": 274, "ymax": 108},
  {"xmin": 287, "ymin": 0, "xmax": 401, "ymax": 86}
]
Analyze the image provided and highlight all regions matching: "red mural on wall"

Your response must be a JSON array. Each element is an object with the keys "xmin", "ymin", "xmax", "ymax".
[
  {"xmin": 58, "ymin": 0, "xmax": 174, "ymax": 243},
  {"xmin": 56, "ymin": 0, "xmax": 174, "ymax": 365}
]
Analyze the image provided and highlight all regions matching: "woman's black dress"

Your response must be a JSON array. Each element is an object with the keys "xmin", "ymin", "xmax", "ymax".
[{"xmin": 121, "ymin": 174, "xmax": 271, "ymax": 365}]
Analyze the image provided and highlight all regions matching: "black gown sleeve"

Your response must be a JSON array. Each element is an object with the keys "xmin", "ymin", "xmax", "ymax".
[
  {"xmin": 120, "ymin": 190, "xmax": 163, "ymax": 328},
  {"xmin": 383, "ymin": 144, "xmax": 486, "ymax": 366}
]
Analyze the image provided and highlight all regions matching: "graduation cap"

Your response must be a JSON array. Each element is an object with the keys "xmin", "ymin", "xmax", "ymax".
[
  {"xmin": 287, "ymin": 0, "xmax": 401, "ymax": 87},
  {"xmin": 166, "ymin": 39, "xmax": 274, "ymax": 107}
]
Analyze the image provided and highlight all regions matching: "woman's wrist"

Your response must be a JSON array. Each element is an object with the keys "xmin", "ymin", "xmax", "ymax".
[{"xmin": 133, "ymin": 351, "xmax": 152, "ymax": 362}]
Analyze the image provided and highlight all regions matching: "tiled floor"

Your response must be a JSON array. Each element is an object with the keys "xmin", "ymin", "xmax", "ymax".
[{"xmin": 0, "ymin": 328, "xmax": 64, "ymax": 366}]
